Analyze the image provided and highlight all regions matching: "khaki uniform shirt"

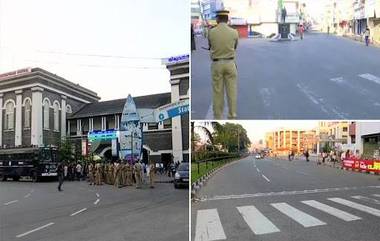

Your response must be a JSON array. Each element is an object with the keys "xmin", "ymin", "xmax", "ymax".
[{"xmin": 208, "ymin": 22, "xmax": 239, "ymax": 60}]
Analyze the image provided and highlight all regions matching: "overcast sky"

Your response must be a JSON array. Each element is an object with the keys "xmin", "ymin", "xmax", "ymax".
[{"xmin": 0, "ymin": 0, "xmax": 190, "ymax": 100}]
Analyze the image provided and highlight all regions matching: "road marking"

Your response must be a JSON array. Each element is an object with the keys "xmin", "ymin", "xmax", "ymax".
[
  {"xmin": 373, "ymin": 194, "xmax": 380, "ymax": 198},
  {"xmin": 4, "ymin": 200, "xmax": 19, "ymax": 206},
  {"xmin": 262, "ymin": 174, "xmax": 270, "ymax": 182},
  {"xmin": 194, "ymin": 209, "xmax": 226, "ymax": 241},
  {"xmin": 256, "ymin": 168, "xmax": 260, "ymax": 172},
  {"xmin": 351, "ymin": 195, "xmax": 380, "ymax": 205},
  {"xmin": 205, "ymin": 98, "xmax": 228, "ymax": 120},
  {"xmin": 359, "ymin": 73, "xmax": 380, "ymax": 85},
  {"xmin": 237, "ymin": 205, "xmax": 280, "ymax": 235},
  {"xmin": 24, "ymin": 193, "xmax": 31, "ymax": 198},
  {"xmin": 329, "ymin": 198, "xmax": 380, "ymax": 217},
  {"xmin": 271, "ymin": 203, "xmax": 326, "ymax": 227},
  {"xmin": 201, "ymin": 186, "xmax": 380, "ymax": 202},
  {"xmin": 94, "ymin": 199, "xmax": 100, "ymax": 205},
  {"xmin": 330, "ymin": 77, "xmax": 345, "ymax": 84},
  {"xmin": 96, "ymin": 193, "xmax": 100, "ymax": 198},
  {"xmin": 301, "ymin": 200, "xmax": 361, "ymax": 221},
  {"xmin": 70, "ymin": 208, "xmax": 87, "ymax": 217},
  {"xmin": 16, "ymin": 222, "xmax": 54, "ymax": 238}
]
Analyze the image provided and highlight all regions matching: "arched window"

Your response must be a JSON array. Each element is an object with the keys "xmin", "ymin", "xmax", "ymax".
[
  {"xmin": 43, "ymin": 99, "xmax": 50, "ymax": 129},
  {"xmin": 66, "ymin": 105, "xmax": 72, "ymax": 114},
  {"xmin": 5, "ymin": 101, "xmax": 15, "ymax": 130},
  {"xmin": 53, "ymin": 102, "xmax": 59, "ymax": 131},
  {"xmin": 24, "ymin": 99, "xmax": 31, "ymax": 128}
]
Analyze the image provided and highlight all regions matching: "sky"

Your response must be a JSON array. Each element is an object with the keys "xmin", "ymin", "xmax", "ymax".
[
  {"xmin": 0, "ymin": 0, "xmax": 190, "ymax": 101},
  {"xmin": 195, "ymin": 120, "xmax": 319, "ymax": 144}
]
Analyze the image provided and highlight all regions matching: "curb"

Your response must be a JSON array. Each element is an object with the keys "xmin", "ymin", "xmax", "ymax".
[{"xmin": 191, "ymin": 157, "xmax": 245, "ymax": 201}]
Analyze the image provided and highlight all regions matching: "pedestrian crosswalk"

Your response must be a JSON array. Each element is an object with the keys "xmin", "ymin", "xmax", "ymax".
[{"xmin": 194, "ymin": 195, "xmax": 380, "ymax": 241}]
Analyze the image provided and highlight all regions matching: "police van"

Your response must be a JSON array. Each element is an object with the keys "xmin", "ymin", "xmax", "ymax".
[{"xmin": 0, "ymin": 147, "xmax": 59, "ymax": 182}]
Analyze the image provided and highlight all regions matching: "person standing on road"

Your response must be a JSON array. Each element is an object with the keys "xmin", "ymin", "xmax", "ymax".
[
  {"xmin": 149, "ymin": 161, "xmax": 155, "ymax": 188},
  {"xmin": 134, "ymin": 161, "xmax": 143, "ymax": 189},
  {"xmin": 364, "ymin": 28, "xmax": 370, "ymax": 46},
  {"xmin": 305, "ymin": 150, "xmax": 310, "ymax": 162},
  {"xmin": 208, "ymin": 10, "xmax": 239, "ymax": 119},
  {"xmin": 299, "ymin": 24, "xmax": 304, "ymax": 40},
  {"xmin": 57, "ymin": 163, "xmax": 64, "ymax": 192}
]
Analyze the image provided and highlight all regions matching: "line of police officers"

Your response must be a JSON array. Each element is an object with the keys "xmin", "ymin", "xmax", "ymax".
[{"xmin": 87, "ymin": 161, "xmax": 155, "ymax": 189}]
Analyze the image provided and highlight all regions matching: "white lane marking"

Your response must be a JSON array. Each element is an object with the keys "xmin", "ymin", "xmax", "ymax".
[
  {"xmin": 4, "ymin": 200, "xmax": 19, "ymax": 206},
  {"xmin": 237, "ymin": 205, "xmax": 280, "ymax": 235},
  {"xmin": 96, "ymin": 193, "xmax": 100, "ymax": 198},
  {"xmin": 16, "ymin": 222, "xmax": 54, "ymax": 238},
  {"xmin": 259, "ymin": 88, "xmax": 272, "ymax": 107},
  {"xmin": 70, "ymin": 208, "xmax": 87, "ymax": 217},
  {"xmin": 359, "ymin": 73, "xmax": 380, "ymax": 85},
  {"xmin": 271, "ymin": 203, "xmax": 326, "ymax": 227},
  {"xmin": 256, "ymin": 168, "xmax": 260, "ymax": 173},
  {"xmin": 24, "ymin": 193, "xmax": 31, "ymax": 198},
  {"xmin": 201, "ymin": 186, "xmax": 380, "ymax": 202},
  {"xmin": 194, "ymin": 209, "xmax": 226, "ymax": 241},
  {"xmin": 329, "ymin": 198, "xmax": 380, "ymax": 217},
  {"xmin": 205, "ymin": 97, "xmax": 228, "ymax": 120},
  {"xmin": 330, "ymin": 77, "xmax": 345, "ymax": 84},
  {"xmin": 351, "ymin": 195, "xmax": 380, "ymax": 205},
  {"xmin": 262, "ymin": 174, "xmax": 270, "ymax": 182},
  {"xmin": 373, "ymin": 194, "xmax": 380, "ymax": 198},
  {"xmin": 94, "ymin": 199, "xmax": 100, "ymax": 205},
  {"xmin": 302, "ymin": 200, "xmax": 361, "ymax": 221}
]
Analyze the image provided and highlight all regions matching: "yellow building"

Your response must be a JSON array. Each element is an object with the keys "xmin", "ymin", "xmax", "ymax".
[{"xmin": 265, "ymin": 128, "xmax": 317, "ymax": 155}]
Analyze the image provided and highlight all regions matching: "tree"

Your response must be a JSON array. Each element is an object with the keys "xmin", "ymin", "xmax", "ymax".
[
  {"xmin": 213, "ymin": 122, "xmax": 251, "ymax": 153},
  {"xmin": 58, "ymin": 139, "xmax": 74, "ymax": 163}
]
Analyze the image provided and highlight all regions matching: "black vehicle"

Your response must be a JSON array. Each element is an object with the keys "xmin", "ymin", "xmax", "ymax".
[
  {"xmin": 174, "ymin": 162, "xmax": 189, "ymax": 189},
  {"xmin": 0, "ymin": 147, "xmax": 59, "ymax": 182}
]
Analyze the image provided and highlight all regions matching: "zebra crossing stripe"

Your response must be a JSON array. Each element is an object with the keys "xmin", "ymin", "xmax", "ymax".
[
  {"xmin": 328, "ymin": 198, "xmax": 380, "ymax": 217},
  {"xmin": 372, "ymin": 194, "xmax": 380, "ymax": 198},
  {"xmin": 237, "ymin": 205, "xmax": 280, "ymax": 235},
  {"xmin": 194, "ymin": 209, "xmax": 226, "ymax": 241},
  {"xmin": 301, "ymin": 200, "xmax": 361, "ymax": 221},
  {"xmin": 358, "ymin": 73, "xmax": 380, "ymax": 85},
  {"xmin": 351, "ymin": 195, "xmax": 380, "ymax": 205},
  {"xmin": 271, "ymin": 203, "xmax": 326, "ymax": 227}
]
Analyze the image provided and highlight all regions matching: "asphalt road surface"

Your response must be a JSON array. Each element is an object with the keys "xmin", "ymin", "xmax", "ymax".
[
  {"xmin": 191, "ymin": 32, "xmax": 380, "ymax": 119},
  {"xmin": 192, "ymin": 156, "xmax": 380, "ymax": 241},
  {"xmin": 0, "ymin": 180, "xmax": 188, "ymax": 241}
]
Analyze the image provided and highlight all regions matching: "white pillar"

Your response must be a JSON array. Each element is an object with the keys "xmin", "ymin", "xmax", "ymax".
[
  {"xmin": 77, "ymin": 119, "xmax": 82, "ymax": 136},
  {"xmin": 31, "ymin": 87, "xmax": 43, "ymax": 146},
  {"xmin": 15, "ymin": 90, "xmax": 23, "ymax": 146},
  {"xmin": 61, "ymin": 95, "xmax": 67, "ymax": 139},
  {"xmin": 170, "ymin": 80, "xmax": 183, "ymax": 162},
  {"xmin": 290, "ymin": 131, "xmax": 293, "ymax": 150},
  {"xmin": 297, "ymin": 131, "xmax": 301, "ymax": 153},
  {"xmin": 0, "ymin": 93, "xmax": 3, "ymax": 147}
]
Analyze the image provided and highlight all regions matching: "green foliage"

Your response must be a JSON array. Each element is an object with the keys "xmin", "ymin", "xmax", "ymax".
[
  {"xmin": 212, "ymin": 122, "xmax": 251, "ymax": 153},
  {"xmin": 58, "ymin": 139, "xmax": 74, "ymax": 163},
  {"xmin": 322, "ymin": 142, "xmax": 332, "ymax": 153}
]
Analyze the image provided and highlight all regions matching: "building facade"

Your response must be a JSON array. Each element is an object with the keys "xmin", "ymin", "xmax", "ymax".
[
  {"xmin": 355, "ymin": 122, "xmax": 380, "ymax": 158},
  {"xmin": 0, "ymin": 57, "xmax": 189, "ymax": 164}
]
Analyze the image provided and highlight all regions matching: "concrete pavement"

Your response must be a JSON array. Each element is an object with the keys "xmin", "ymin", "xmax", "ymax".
[
  {"xmin": 191, "ymin": 32, "xmax": 380, "ymax": 119},
  {"xmin": 0, "ymin": 180, "xmax": 188, "ymax": 241},
  {"xmin": 192, "ymin": 156, "xmax": 380, "ymax": 241}
]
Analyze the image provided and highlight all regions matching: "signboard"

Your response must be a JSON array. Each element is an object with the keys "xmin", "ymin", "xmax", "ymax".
[
  {"xmin": 88, "ymin": 129, "xmax": 117, "ymax": 142},
  {"xmin": 119, "ymin": 95, "xmax": 143, "ymax": 161},
  {"xmin": 342, "ymin": 158, "xmax": 380, "ymax": 173},
  {"xmin": 0, "ymin": 68, "xmax": 32, "ymax": 80},
  {"xmin": 162, "ymin": 54, "xmax": 189, "ymax": 65},
  {"xmin": 154, "ymin": 99, "xmax": 189, "ymax": 122}
]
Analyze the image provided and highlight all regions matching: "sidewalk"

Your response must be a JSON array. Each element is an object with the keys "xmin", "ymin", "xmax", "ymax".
[{"xmin": 341, "ymin": 33, "xmax": 380, "ymax": 48}]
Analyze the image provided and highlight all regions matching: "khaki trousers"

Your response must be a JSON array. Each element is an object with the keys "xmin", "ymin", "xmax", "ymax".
[{"xmin": 211, "ymin": 61, "xmax": 237, "ymax": 119}]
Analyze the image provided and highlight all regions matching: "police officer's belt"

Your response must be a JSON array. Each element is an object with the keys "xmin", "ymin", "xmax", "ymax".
[{"xmin": 212, "ymin": 57, "xmax": 234, "ymax": 62}]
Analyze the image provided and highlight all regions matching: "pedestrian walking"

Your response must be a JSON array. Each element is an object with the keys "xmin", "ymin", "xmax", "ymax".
[
  {"xmin": 299, "ymin": 24, "xmax": 304, "ymax": 40},
  {"xmin": 364, "ymin": 28, "xmax": 370, "ymax": 46},
  {"xmin": 57, "ymin": 163, "xmax": 64, "ymax": 192},
  {"xmin": 76, "ymin": 162, "xmax": 82, "ymax": 181},
  {"xmin": 208, "ymin": 10, "xmax": 239, "ymax": 119},
  {"xmin": 149, "ymin": 162, "xmax": 155, "ymax": 188},
  {"xmin": 191, "ymin": 24, "xmax": 196, "ymax": 51},
  {"xmin": 63, "ymin": 163, "xmax": 68, "ymax": 180},
  {"xmin": 305, "ymin": 150, "xmax": 310, "ymax": 162}
]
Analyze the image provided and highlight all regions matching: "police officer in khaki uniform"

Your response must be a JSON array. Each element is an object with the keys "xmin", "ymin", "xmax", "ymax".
[
  {"xmin": 149, "ymin": 161, "xmax": 155, "ymax": 188},
  {"xmin": 134, "ymin": 161, "xmax": 143, "ymax": 189},
  {"xmin": 126, "ymin": 162, "xmax": 133, "ymax": 186},
  {"xmin": 208, "ymin": 10, "xmax": 239, "ymax": 119}
]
